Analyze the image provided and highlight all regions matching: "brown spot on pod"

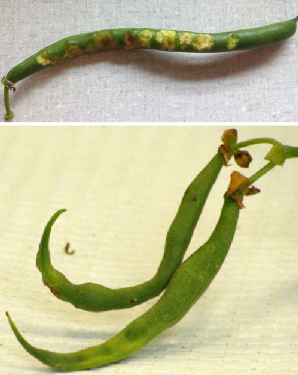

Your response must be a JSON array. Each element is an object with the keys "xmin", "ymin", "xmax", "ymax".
[
  {"xmin": 125, "ymin": 30, "xmax": 153, "ymax": 49},
  {"xmin": 63, "ymin": 45, "xmax": 83, "ymax": 60},
  {"xmin": 125, "ymin": 33, "xmax": 139, "ymax": 49},
  {"xmin": 43, "ymin": 279, "xmax": 60, "ymax": 298}
]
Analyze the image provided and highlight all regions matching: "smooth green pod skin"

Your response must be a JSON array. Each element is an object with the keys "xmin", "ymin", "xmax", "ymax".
[
  {"xmin": 37, "ymin": 152, "xmax": 225, "ymax": 312},
  {"xmin": 3, "ymin": 17, "xmax": 298, "ymax": 85},
  {"xmin": 7, "ymin": 197, "xmax": 240, "ymax": 371}
]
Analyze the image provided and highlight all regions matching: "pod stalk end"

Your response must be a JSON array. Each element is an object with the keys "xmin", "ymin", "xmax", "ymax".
[{"xmin": 3, "ymin": 80, "xmax": 15, "ymax": 121}]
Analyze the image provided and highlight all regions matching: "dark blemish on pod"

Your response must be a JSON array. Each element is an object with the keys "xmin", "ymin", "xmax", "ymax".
[
  {"xmin": 125, "ymin": 33, "xmax": 139, "ymax": 49},
  {"xmin": 43, "ymin": 280, "xmax": 60, "ymax": 298}
]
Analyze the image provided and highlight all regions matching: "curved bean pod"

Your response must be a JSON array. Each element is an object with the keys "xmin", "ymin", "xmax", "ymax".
[
  {"xmin": 37, "ymin": 152, "xmax": 226, "ymax": 312},
  {"xmin": 7, "ymin": 196, "xmax": 240, "ymax": 371},
  {"xmin": 2, "ymin": 17, "xmax": 297, "ymax": 120}
]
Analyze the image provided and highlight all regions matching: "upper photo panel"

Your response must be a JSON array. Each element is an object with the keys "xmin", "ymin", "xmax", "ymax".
[{"xmin": 1, "ymin": 0, "xmax": 297, "ymax": 122}]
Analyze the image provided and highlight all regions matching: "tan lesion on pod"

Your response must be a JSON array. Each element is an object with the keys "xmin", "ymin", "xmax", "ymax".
[
  {"xmin": 92, "ymin": 31, "xmax": 119, "ymax": 51},
  {"xmin": 155, "ymin": 30, "xmax": 177, "ymax": 51},
  {"xmin": 63, "ymin": 45, "xmax": 83, "ymax": 59},
  {"xmin": 125, "ymin": 29, "xmax": 154, "ymax": 49},
  {"xmin": 36, "ymin": 52, "xmax": 62, "ymax": 66},
  {"xmin": 227, "ymin": 34, "xmax": 239, "ymax": 50},
  {"xmin": 192, "ymin": 34, "xmax": 215, "ymax": 51},
  {"xmin": 179, "ymin": 32, "xmax": 195, "ymax": 49}
]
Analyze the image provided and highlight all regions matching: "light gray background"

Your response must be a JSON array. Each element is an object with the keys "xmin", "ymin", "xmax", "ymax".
[
  {"xmin": 1, "ymin": 0, "xmax": 298, "ymax": 122},
  {"xmin": 0, "ymin": 126, "xmax": 298, "ymax": 374}
]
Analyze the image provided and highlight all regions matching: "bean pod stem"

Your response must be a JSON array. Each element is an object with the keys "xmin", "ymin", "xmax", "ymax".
[{"xmin": 2, "ymin": 16, "xmax": 297, "ymax": 120}]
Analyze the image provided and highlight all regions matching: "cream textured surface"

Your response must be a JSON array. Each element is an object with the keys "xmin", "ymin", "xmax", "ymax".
[
  {"xmin": 0, "ymin": 126, "xmax": 298, "ymax": 374},
  {"xmin": 1, "ymin": 0, "xmax": 298, "ymax": 122}
]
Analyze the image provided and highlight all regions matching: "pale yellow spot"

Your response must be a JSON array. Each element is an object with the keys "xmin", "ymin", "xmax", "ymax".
[
  {"xmin": 227, "ymin": 34, "xmax": 239, "ymax": 50},
  {"xmin": 179, "ymin": 32, "xmax": 194, "ymax": 49},
  {"xmin": 36, "ymin": 54, "xmax": 51, "ymax": 66},
  {"xmin": 63, "ymin": 45, "xmax": 83, "ymax": 59},
  {"xmin": 192, "ymin": 34, "xmax": 215, "ymax": 51},
  {"xmin": 36, "ymin": 52, "xmax": 59, "ymax": 66},
  {"xmin": 155, "ymin": 30, "xmax": 177, "ymax": 51},
  {"xmin": 139, "ymin": 29, "xmax": 154, "ymax": 48}
]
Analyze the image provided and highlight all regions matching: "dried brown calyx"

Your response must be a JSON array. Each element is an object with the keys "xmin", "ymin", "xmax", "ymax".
[
  {"xmin": 219, "ymin": 129, "xmax": 253, "ymax": 168},
  {"xmin": 219, "ymin": 129, "xmax": 238, "ymax": 165},
  {"xmin": 224, "ymin": 171, "xmax": 260, "ymax": 208},
  {"xmin": 234, "ymin": 150, "xmax": 253, "ymax": 168}
]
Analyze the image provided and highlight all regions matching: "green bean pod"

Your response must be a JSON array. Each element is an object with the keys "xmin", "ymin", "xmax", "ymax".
[
  {"xmin": 2, "ymin": 17, "xmax": 297, "ymax": 120},
  {"xmin": 37, "ymin": 152, "xmax": 226, "ymax": 312},
  {"xmin": 7, "ymin": 196, "xmax": 240, "ymax": 371}
]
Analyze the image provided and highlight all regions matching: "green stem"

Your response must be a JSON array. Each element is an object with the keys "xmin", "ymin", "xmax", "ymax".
[
  {"xmin": 234, "ymin": 138, "xmax": 280, "ymax": 150},
  {"xmin": 4, "ymin": 85, "xmax": 14, "ymax": 121},
  {"xmin": 233, "ymin": 137, "xmax": 298, "ymax": 167},
  {"xmin": 283, "ymin": 145, "xmax": 298, "ymax": 160},
  {"xmin": 236, "ymin": 142, "xmax": 298, "ymax": 192},
  {"xmin": 248, "ymin": 162, "xmax": 276, "ymax": 185}
]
